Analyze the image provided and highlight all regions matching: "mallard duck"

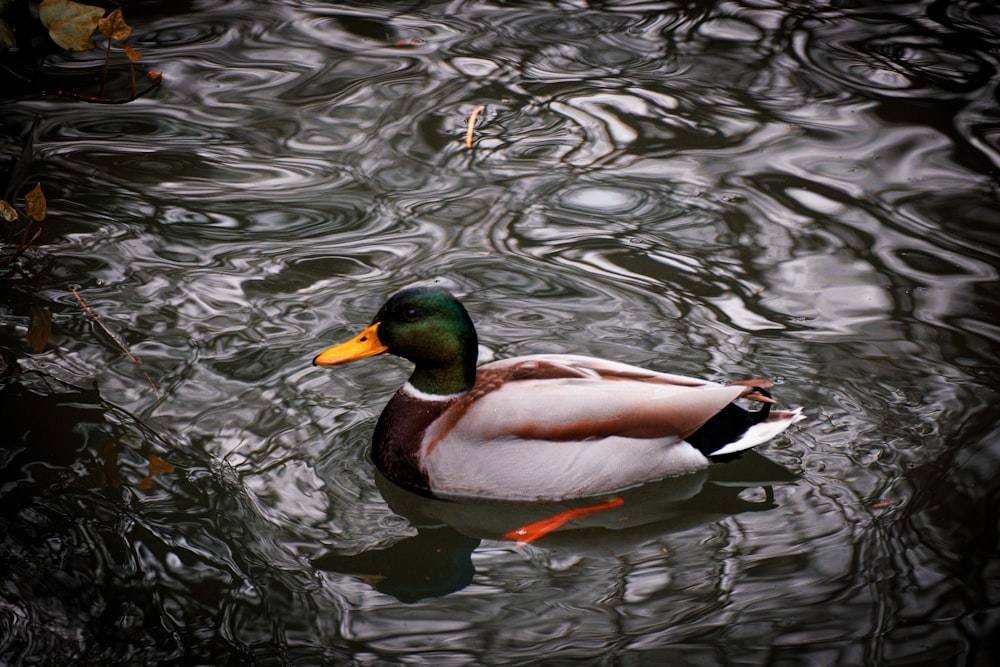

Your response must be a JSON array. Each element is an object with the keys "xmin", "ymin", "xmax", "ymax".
[{"xmin": 313, "ymin": 287, "xmax": 803, "ymax": 501}]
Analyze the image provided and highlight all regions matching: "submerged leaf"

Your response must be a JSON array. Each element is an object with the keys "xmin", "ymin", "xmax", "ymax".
[
  {"xmin": 97, "ymin": 7, "xmax": 132, "ymax": 42},
  {"xmin": 0, "ymin": 348, "xmax": 23, "ymax": 378},
  {"xmin": 27, "ymin": 306, "xmax": 52, "ymax": 353},
  {"xmin": 137, "ymin": 454, "xmax": 175, "ymax": 488},
  {"xmin": 0, "ymin": 200, "xmax": 17, "ymax": 223},
  {"xmin": 24, "ymin": 183, "xmax": 46, "ymax": 222},
  {"xmin": 40, "ymin": 0, "xmax": 105, "ymax": 51},
  {"xmin": 0, "ymin": 18, "xmax": 15, "ymax": 50}
]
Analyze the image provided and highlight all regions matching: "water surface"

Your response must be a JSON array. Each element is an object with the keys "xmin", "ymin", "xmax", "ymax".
[{"xmin": 1, "ymin": 0, "xmax": 998, "ymax": 664}]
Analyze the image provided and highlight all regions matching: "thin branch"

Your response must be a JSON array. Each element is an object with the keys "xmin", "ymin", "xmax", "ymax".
[
  {"xmin": 72, "ymin": 288, "xmax": 160, "ymax": 399},
  {"xmin": 0, "ymin": 218, "xmax": 40, "ymax": 268},
  {"xmin": 0, "ymin": 61, "xmax": 162, "ymax": 104},
  {"xmin": 0, "ymin": 244, "xmax": 31, "ymax": 267}
]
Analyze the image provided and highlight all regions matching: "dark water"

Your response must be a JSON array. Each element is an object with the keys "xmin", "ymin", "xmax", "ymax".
[{"xmin": 2, "ymin": 0, "xmax": 998, "ymax": 664}]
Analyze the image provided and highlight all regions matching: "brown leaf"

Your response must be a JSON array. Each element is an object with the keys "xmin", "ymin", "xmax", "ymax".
[
  {"xmin": 137, "ymin": 454, "xmax": 175, "ymax": 489},
  {"xmin": 98, "ymin": 439, "xmax": 122, "ymax": 489},
  {"xmin": 123, "ymin": 43, "xmax": 143, "ymax": 63},
  {"xmin": 39, "ymin": 0, "xmax": 105, "ymax": 51},
  {"xmin": 0, "ymin": 200, "xmax": 17, "ymax": 223},
  {"xmin": 150, "ymin": 455, "xmax": 174, "ymax": 475},
  {"xmin": 147, "ymin": 71, "xmax": 163, "ymax": 82},
  {"xmin": 1, "ymin": 348, "xmax": 23, "ymax": 378},
  {"xmin": 24, "ymin": 183, "xmax": 46, "ymax": 222},
  {"xmin": 27, "ymin": 306, "xmax": 52, "ymax": 353},
  {"xmin": 97, "ymin": 7, "xmax": 132, "ymax": 41}
]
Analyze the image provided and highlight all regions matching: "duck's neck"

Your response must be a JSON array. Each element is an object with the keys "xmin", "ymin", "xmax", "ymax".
[{"xmin": 408, "ymin": 357, "xmax": 477, "ymax": 396}]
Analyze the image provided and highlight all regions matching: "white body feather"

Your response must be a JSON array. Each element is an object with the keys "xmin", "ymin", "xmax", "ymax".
[{"xmin": 409, "ymin": 354, "xmax": 802, "ymax": 501}]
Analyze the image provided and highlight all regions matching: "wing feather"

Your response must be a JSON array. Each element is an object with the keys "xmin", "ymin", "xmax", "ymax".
[
  {"xmin": 421, "ymin": 354, "xmax": 746, "ymax": 452},
  {"xmin": 453, "ymin": 379, "xmax": 745, "ymax": 442}
]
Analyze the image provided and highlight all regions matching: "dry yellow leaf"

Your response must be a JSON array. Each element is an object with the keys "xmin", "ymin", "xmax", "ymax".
[
  {"xmin": 24, "ymin": 183, "xmax": 46, "ymax": 222},
  {"xmin": 27, "ymin": 306, "xmax": 52, "ymax": 353},
  {"xmin": 137, "ymin": 454, "xmax": 175, "ymax": 489},
  {"xmin": 0, "ymin": 200, "xmax": 17, "ymax": 223},
  {"xmin": 97, "ymin": 7, "xmax": 132, "ymax": 41},
  {"xmin": 123, "ymin": 43, "xmax": 143, "ymax": 62},
  {"xmin": 39, "ymin": 0, "xmax": 105, "ymax": 52}
]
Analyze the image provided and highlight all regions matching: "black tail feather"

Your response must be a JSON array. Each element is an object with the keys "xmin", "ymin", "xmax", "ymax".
[{"xmin": 686, "ymin": 386, "xmax": 772, "ymax": 459}]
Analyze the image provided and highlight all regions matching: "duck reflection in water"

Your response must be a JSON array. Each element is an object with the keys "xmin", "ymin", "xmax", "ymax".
[{"xmin": 312, "ymin": 452, "xmax": 796, "ymax": 603}]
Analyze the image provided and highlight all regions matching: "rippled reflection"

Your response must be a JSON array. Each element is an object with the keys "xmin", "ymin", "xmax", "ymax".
[{"xmin": 2, "ymin": 0, "xmax": 998, "ymax": 663}]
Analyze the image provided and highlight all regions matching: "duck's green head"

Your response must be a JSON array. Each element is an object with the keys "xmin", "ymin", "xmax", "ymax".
[{"xmin": 313, "ymin": 287, "xmax": 479, "ymax": 395}]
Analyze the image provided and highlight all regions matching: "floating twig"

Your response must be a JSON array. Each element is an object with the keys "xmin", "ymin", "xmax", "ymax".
[
  {"xmin": 465, "ymin": 104, "xmax": 485, "ymax": 149},
  {"xmin": 0, "ymin": 62, "xmax": 162, "ymax": 104},
  {"xmin": 72, "ymin": 287, "xmax": 160, "ymax": 399}
]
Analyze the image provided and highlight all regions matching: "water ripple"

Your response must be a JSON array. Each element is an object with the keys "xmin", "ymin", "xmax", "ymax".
[
  {"xmin": 792, "ymin": 11, "xmax": 995, "ymax": 99},
  {"xmin": 3, "ymin": 0, "xmax": 999, "ymax": 663}
]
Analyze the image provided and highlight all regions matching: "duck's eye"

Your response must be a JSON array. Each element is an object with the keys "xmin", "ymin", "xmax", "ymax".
[{"xmin": 400, "ymin": 307, "xmax": 420, "ymax": 322}]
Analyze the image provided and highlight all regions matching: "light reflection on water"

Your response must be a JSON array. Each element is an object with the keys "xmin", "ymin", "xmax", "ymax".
[{"xmin": 1, "ymin": 0, "xmax": 998, "ymax": 664}]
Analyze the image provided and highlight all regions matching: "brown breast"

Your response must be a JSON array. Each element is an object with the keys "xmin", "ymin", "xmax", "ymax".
[{"xmin": 371, "ymin": 390, "xmax": 458, "ymax": 496}]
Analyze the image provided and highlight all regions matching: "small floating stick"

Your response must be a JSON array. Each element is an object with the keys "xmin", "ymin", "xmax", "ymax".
[
  {"xmin": 465, "ymin": 105, "xmax": 485, "ymax": 149},
  {"xmin": 72, "ymin": 287, "xmax": 160, "ymax": 399}
]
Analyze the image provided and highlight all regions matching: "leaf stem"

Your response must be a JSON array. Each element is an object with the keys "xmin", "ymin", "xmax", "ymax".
[{"xmin": 100, "ymin": 37, "xmax": 112, "ymax": 97}]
